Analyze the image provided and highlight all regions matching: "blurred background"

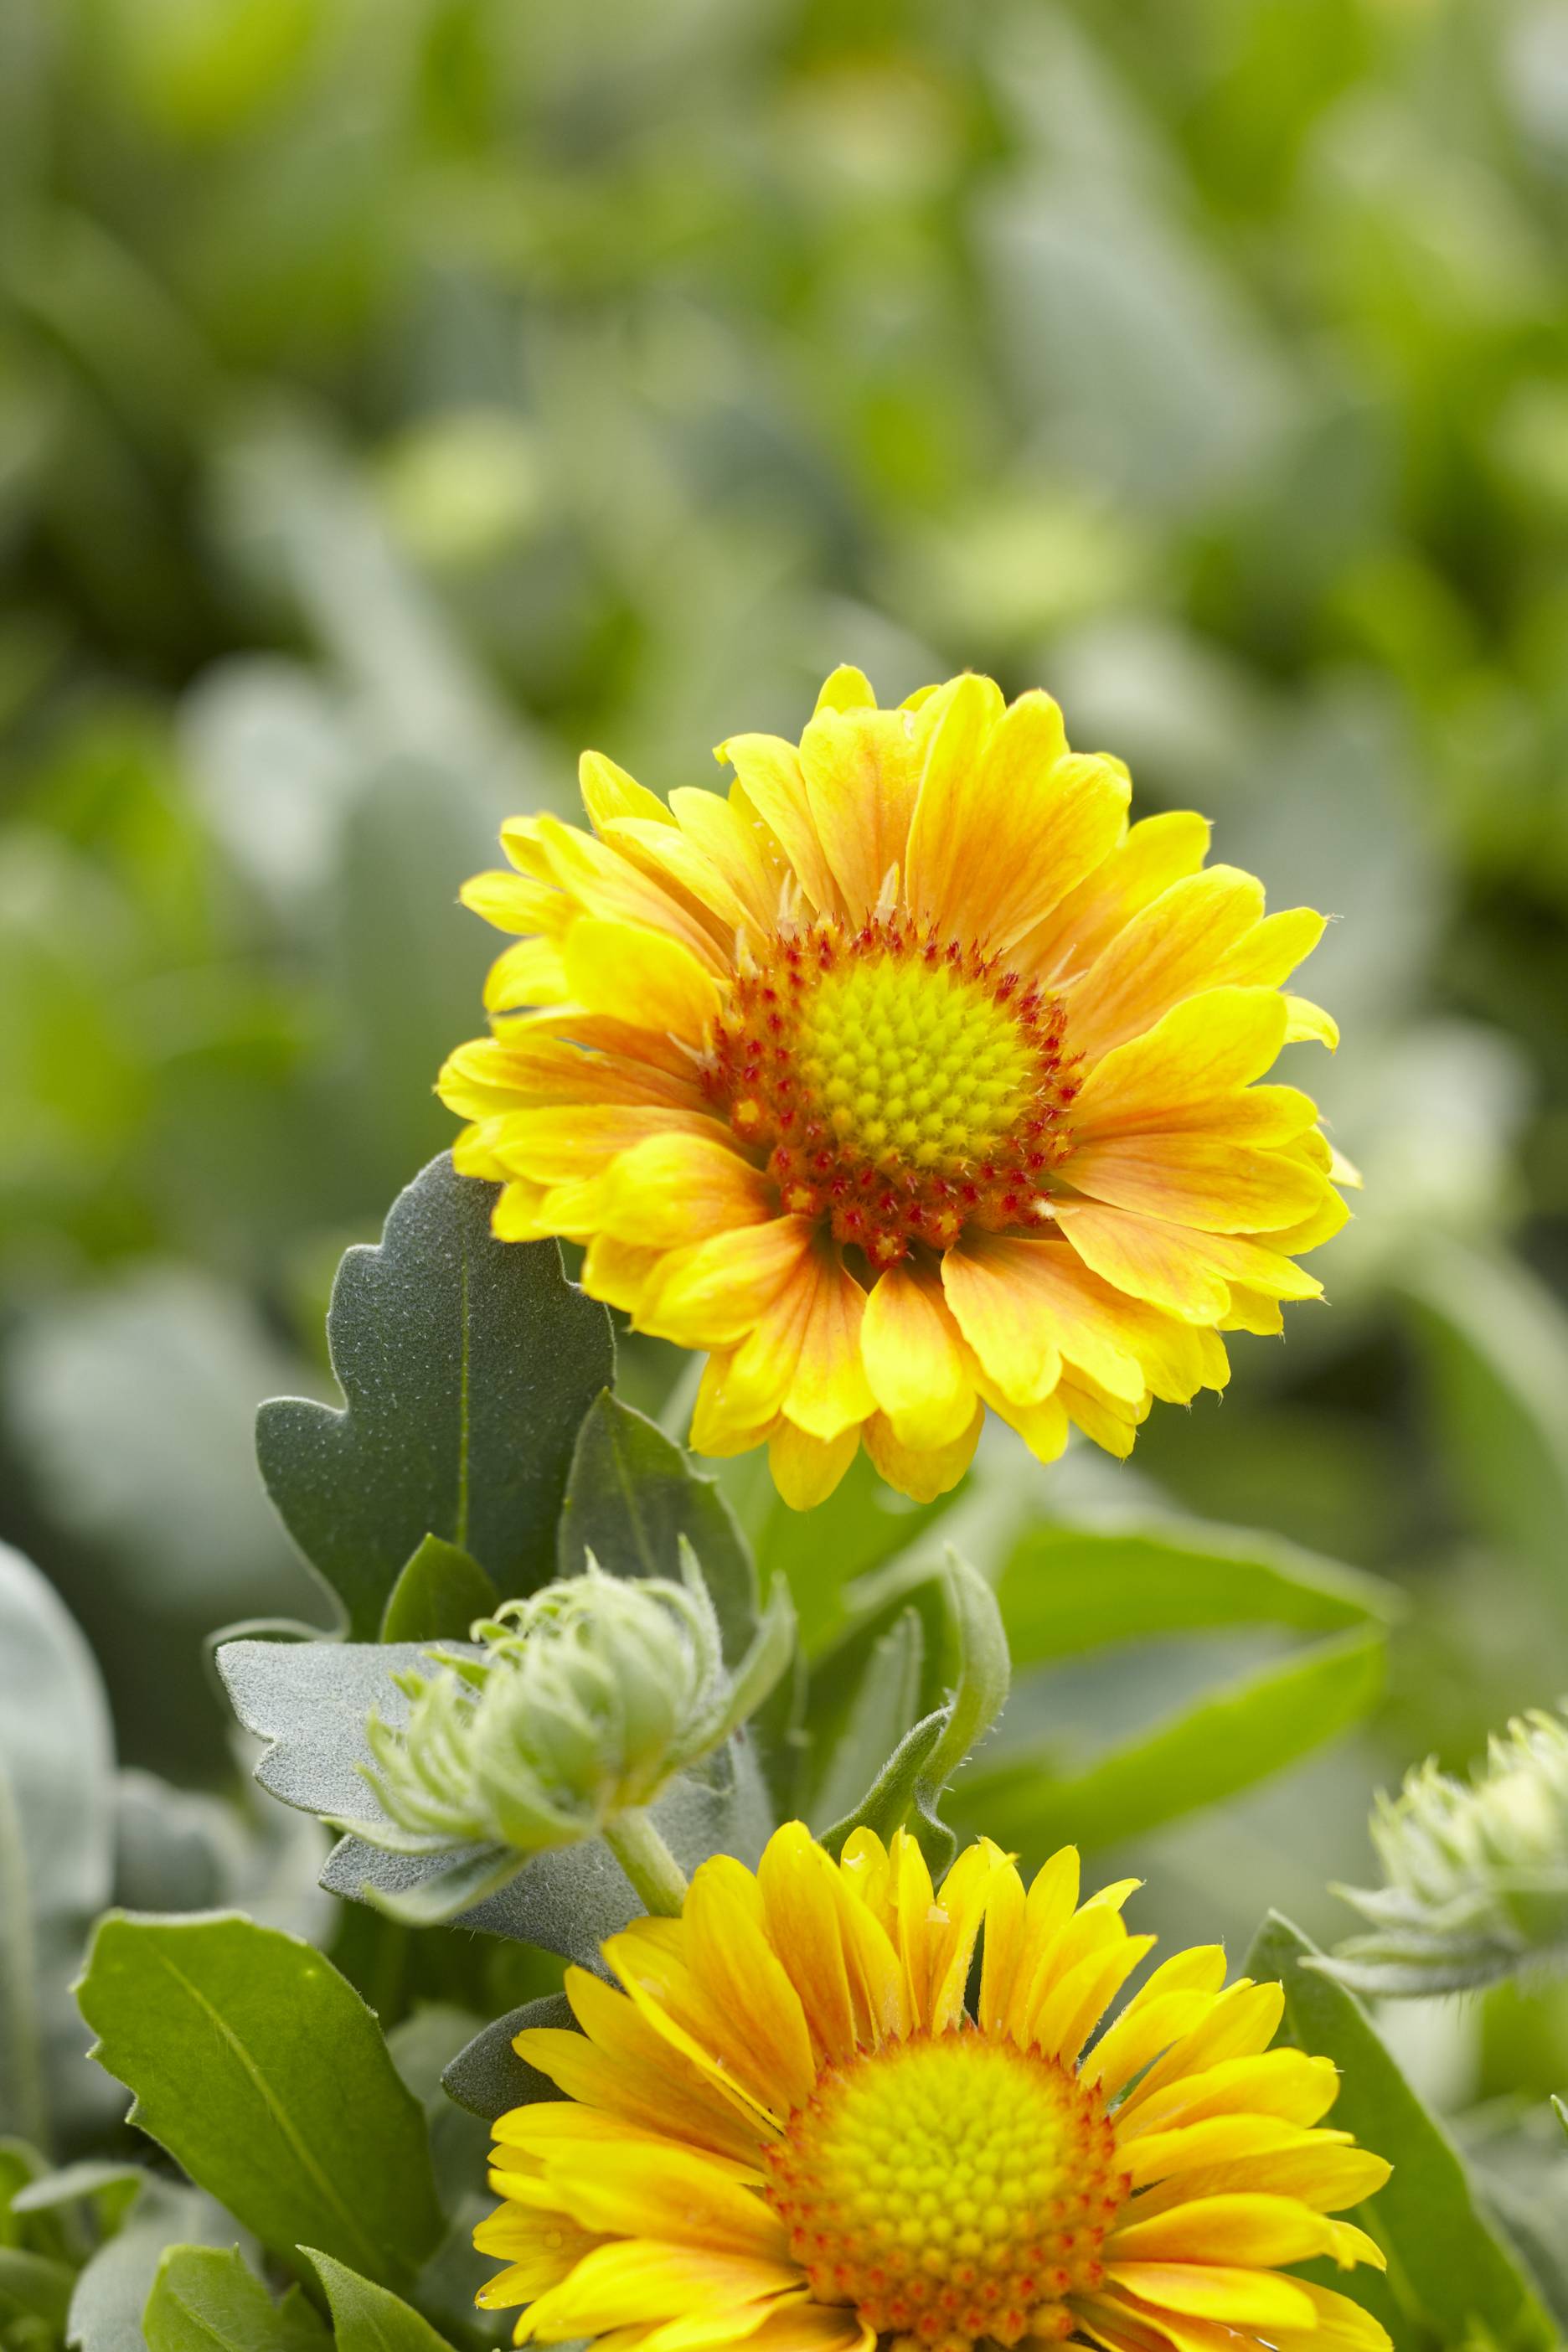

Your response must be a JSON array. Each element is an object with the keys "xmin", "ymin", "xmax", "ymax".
[{"xmin": 5, "ymin": 0, "xmax": 1568, "ymax": 2128}]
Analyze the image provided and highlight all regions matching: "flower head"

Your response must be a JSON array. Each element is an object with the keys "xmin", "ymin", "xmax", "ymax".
[
  {"xmin": 358, "ymin": 1556, "xmax": 792, "ymax": 1858},
  {"xmin": 477, "ymin": 1823, "xmax": 1391, "ymax": 2352},
  {"xmin": 441, "ymin": 668, "xmax": 1350, "ymax": 1506},
  {"xmin": 1333, "ymin": 1707, "xmax": 1568, "ymax": 1995}
]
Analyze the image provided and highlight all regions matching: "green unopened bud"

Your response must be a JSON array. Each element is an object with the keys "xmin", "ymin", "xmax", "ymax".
[
  {"xmin": 1329, "ymin": 1707, "xmax": 1568, "ymax": 1997},
  {"xmin": 354, "ymin": 1546, "xmax": 792, "ymax": 1872}
]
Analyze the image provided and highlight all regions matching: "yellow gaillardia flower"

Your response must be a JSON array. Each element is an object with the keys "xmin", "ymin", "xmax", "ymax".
[
  {"xmin": 441, "ymin": 669, "xmax": 1350, "ymax": 1506},
  {"xmin": 476, "ymin": 1825, "xmax": 1392, "ymax": 2352}
]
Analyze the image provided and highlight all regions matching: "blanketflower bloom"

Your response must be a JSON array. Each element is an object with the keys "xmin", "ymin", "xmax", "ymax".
[
  {"xmin": 476, "ymin": 1824, "xmax": 1392, "ymax": 2352},
  {"xmin": 441, "ymin": 668, "xmax": 1350, "ymax": 1506}
]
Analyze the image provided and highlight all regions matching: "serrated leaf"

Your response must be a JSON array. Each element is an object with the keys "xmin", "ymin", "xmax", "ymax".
[
  {"xmin": 379, "ymin": 1538, "xmax": 498, "ymax": 1646},
  {"xmin": 0, "ymin": 1541, "xmax": 116, "ymax": 2148},
  {"xmin": 257, "ymin": 1153, "xmax": 613, "ymax": 1637},
  {"xmin": 322, "ymin": 1739, "xmax": 774, "ymax": 1955},
  {"xmin": 559, "ymin": 1394, "xmax": 756, "ymax": 1662},
  {"xmin": 217, "ymin": 1637, "xmax": 471, "ymax": 1821},
  {"xmin": 143, "ymin": 2246, "xmax": 329, "ymax": 2352},
  {"xmin": 441, "ymin": 1993, "xmax": 576, "ymax": 2123},
  {"xmin": 76, "ymin": 1912, "xmax": 442, "ymax": 2290},
  {"xmin": 1246, "ymin": 1913, "xmax": 1556, "ymax": 2349},
  {"xmin": 302, "ymin": 2251, "xmax": 454, "ymax": 2352}
]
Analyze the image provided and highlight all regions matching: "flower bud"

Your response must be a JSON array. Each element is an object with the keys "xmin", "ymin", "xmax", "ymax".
[
  {"xmin": 356, "ymin": 1546, "xmax": 792, "ymax": 1860},
  {"xmin": 1332, "ymin": 1707, "xmax": 1568, "ymax": 1995}
]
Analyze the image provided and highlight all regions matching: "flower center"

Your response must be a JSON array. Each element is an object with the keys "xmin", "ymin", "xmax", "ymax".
[
  {"xmin": 704, "ymin": 917, "xmax": 1080, "ymax": 1267},
  {"xmin": 761, "ymin": 2034, "xmax": 1125, "ymax": 2351}
]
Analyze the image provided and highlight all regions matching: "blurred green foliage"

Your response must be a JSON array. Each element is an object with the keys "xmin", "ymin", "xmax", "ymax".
[{"xmin": 6, "ymin": 0, "xmax": 1568, "ymax": 2109}]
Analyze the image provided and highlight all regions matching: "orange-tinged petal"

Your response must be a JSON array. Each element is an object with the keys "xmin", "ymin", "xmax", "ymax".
[
  {"xmin": 682, "ymin": 1857, "xmax": 818, "ymax": 2116},
  {"xmin": 537, "ymin": 815, "xmax": 725, "ymax": 971},
  {"xmin": 1053, "ymin": 1201, "xmax": 1323, "ymax": 1320},
  {"xmin": 668, "ymin": 787, "xmax": 781, "ymax": 935},
  {"xmin": 1063, "ymin": 867, "xmax": 1266, "ymax": 1061},
  {"xmin": 519, "ymin": 2240, "xmax": 800, "ymax": 2343},
  {"xmin": 1020, "ymin": 809, "xmax": 1212, "ymax": 987},
  {"xmin": 529, "ymin": 1969, "xmax": 766, "ymax": 2164},
  {"xmin": 1064, "ymin": 1133, "xmax": 1329, "ymax": 1235},
  {"xmin": 859, "ymin": 1263, "xmax": 976, "ymax": 1449},
  {"xmin": 908, "ymin": 689, "xmax": 1127, "ymax": 955},
  {"xmin": 784, "ymin": 1247, "xmax": 876, "ymax": 1442},
  {"xmin": 798, "ymin": 704, "xmax": 923, "ymax": 919},
  {"xmin": 605, "ymin": 816, "xmax": 757, "ymax": 937}
]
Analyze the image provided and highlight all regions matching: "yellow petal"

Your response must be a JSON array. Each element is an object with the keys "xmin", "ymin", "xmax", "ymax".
[
  {"xmin": 682, "ymin": 1856, "xmax": 818, "ymax": 2116},
  {"xmin": 1063, "ymin": 1133, "xmax": 1329, "ymax": 1235},
  {"xmin": 798, "ymin": 704, "xmax": 923, "ymax": 920},
  {"xmin": 598, "ymin": 1134, "xmax": 774, "ymax": 1248},
  {"xmin": 668, "ymin": 787, "xmax": 782, "ymax": 936},
  {"xmin": 784, "ymin": 1246, "xmax": 876, "ymax": 1442},
  {"xmin": 1108, "ymin": 2191, "xmax": 1333, "ymax": 2267},
  {"xmin": 942, "ymin": 1236, "xmax": 1143, "ymax": 1404},
  {"xmin": 907, "ymin": 688, "xmax": 1127, "ymax": 955},
  {"xmin": 580, "ymin": 750, "xmax": 677, "ymax": 830},
  {"xmin": 1063, "ymin": 868, "xmax": 1266, "ymax": 1061},
  {"xmin": 1019, "ymin": 808, "xmax": 1212, "ymax": 987},
  {"xmin": 1101, "ymin": 2263, "xmax": 1317, "ymax": 2330},
  {"xmin": 605, "ymin": 817, "xmax": 756, "ymax": 937},
  {"xmin": 537, "ymin": 815, "xmax": 725, "ymax": 970},
  {"xmin": 563, "ymin": 920, "xmax": 725, "ymax": 1040},
  {"xmin": 859, "ymin": 1264, "xmax": 976, "ymax": 1449},
  {"xmin": 1070, "ymin": 988, "xmax": 1289, "ymax": 1138},
  {"xmin": 812, "ymin": 663, "xmax": 876, "ymax": 714},
  {"xmin": 485, "ymin": 936, "xmax": 571, "ymax": 1013},
  {"xmin": 461, "ymin": 869, "xmax": 566, "ymax": 935},
  {"xmin": 638, "ymin": 1220, "xmax": 818, "ymax": 1349},
  {"xmin": 861, "ymin": 1402, "xmax": 983, "ymax": 1503},
  {"xmin": 716, "ymin": 734, "xmax": 838, "ymax": 915},
  {"xmin": 1286, "ymin": 993, "xmax": 1339, "ymax": 1050},
  {"xmin": 767, "ymin": 1420, "xmax": 859, "ymax": 1509}
]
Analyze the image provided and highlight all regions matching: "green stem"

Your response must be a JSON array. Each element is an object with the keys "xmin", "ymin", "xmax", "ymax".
[{"xmin": 604, "ymin": 1808, "xmax": 690, "ymax": 1916}]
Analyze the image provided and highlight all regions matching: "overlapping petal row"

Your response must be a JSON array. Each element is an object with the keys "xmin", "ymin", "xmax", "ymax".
[
  {"xmin": 441, "ymin": 667, "xmax": 1352, "ymax": 1505},
  {"xmin": 477, "ymin": 1823, "xmax": 1391, "ymax": 2352}
]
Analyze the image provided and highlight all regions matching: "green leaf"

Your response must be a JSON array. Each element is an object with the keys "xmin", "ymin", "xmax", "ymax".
[
  {"xmin": 321, "ymin": 1740, "xmax": 773, "ymax": 1952},
  {"xmin": 950, "ymin": 1519, "xmax": 1397, "ymax": 1859},
  {"xmin": 1246, "ymin": 1913, "xmax": 1557, "ymax": 2350},
  {"xmin": 814, "ymin": 1554, "xmax": 1008, "ymax": 1869},
  {"xmin": 1556, "ymin": 2097, "xmax": 1568, "ymax": 2143},
  {"xmin": 807, "ymin": 1611, "xmax": 925, "ymax": 1833},
  {"xmin": 219, "ymin": 1635, "xmax": 774, "ymax": 1952},
  {"xmin": 67, "ymin": 2182, "xmax": 235, "ymax": 2352},
  {"xmin": 817, "ymin": 1714, "xmax": 948, "ymax": 1859},
  {"xmin": 441, "ymin": 1994, "xmax": 575, "ymax": 2124},
  {"xmin": 750, "ymin": 1450, "xmax": 961, "ymax": 1659},
  {"xmin": 957, "ymin": 1624, "xmax": 1387, "ymax": 1855},
  {"xmin": 302, "ymin": 2251, "xmax": 454, "ymax": 2352},
  {"xmin": 558, "ymin": 1394, "xmax": 757, "ymax": 1662},
  {"xmin": 378, "ymin": 1538, "xmax": 498, "ymax": 1647},
  {"xmin": 76, "ymin": 1912, "xmax": 442, "ymax": 2290},
  {"xmin": 1400, "ymin": 1240, "xmax": 1568, "ymax": 1601},
  {"xmin": 256, "ymin": 1153, "xmax": 614, "ymax": 1637},
  {"xmin": 997, "ymin": 1519, "xmax": 1399, "ymax": 1659},
  {"xmin": 143, "ymin": 2246, "xmax": 328, "ymax": 2352},
  {"xmin": 0, "ymin": 1542, "xmax": 116, "ymax": 2148},
  {"xmin": 0, "ymin": 2247, "xmax": 74, "ymax": 2330}
]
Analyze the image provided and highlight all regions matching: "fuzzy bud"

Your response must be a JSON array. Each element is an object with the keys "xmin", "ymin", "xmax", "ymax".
[
  {"xmin": 355, "ymin": 1548, "xmax": 792, "ymax": 1860},
  {"xmin": 1329, "ymin": 1707, "xmax": 1568, "ymax": 1996}
]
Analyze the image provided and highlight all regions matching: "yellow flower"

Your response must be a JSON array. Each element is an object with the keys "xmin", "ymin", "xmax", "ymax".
[
  {"xmin": 475, "ymin": 1824, "xmax": 1392, "ymax": 2352},
  {"xmin": 441, "ymin": 668, "xmax": 1349, "ymax": 1507}
]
